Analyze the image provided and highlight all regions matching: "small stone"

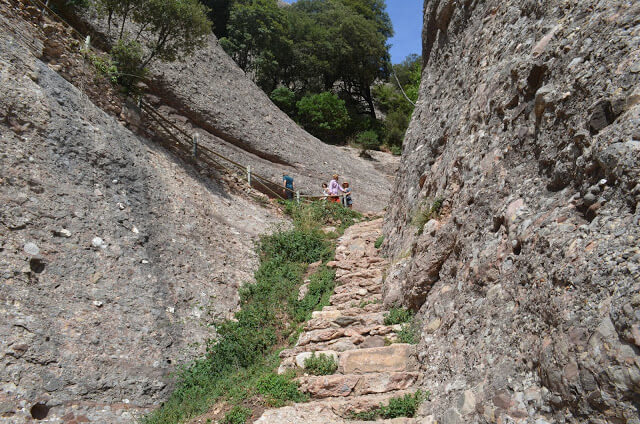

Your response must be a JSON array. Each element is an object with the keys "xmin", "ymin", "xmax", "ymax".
[
  {"xmin": 94, "ymin": 188, "xmax": 103, "ymax": 196},
  {"xmin": 93, "ymin": 300, "xmax": 103, "ymax": 307},
  {"xmin": 91, "ymin": 237, "xmax": 106, "ymax": 248},
  {"xmin": 117, "ymin": 202, "xmax": 125, "ymax": 210},
  {"xmin": 23, "ymin": 242, "xmax": 40, "ymax": 256},
  {"xmin": 132, "ymin": 226, "xmax": 139, "ymax": 234},
  {"xmin": 426, "ymin": 318, "xmax": 441, "ymax": 333},
  {"xmin": 458, "ymin": 390, "xmax": 477, "ymax": 415},
  {"xmin": 58, "ymin": 228, "xmax": 72, "ymax": 237}
]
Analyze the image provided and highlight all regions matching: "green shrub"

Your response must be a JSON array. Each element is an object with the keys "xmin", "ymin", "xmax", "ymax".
[
  {"xmin": 303, "ymin": 352, "xmax": 338, "ymax": 375},
  {"xmin": 389, "ymin": 145, "xmax": 402, "ymax": 155},
  {"xmin": 379, "ymin": 391, "xmax": 428, "ymax": 418},
  {"xmin": 221, "ymin": 406, "xmax": 252, "ymax": 424},
  {"xmin": 270, "ymin": 86, "xmax": 297, "ymax": 116},
  {"xmin": 356, "ymin": 129, "xmax": 380, "ymax": 150},
  {"xmin": 348, "ymin": 390, "xmax": 428, "ymax": 421},
  {"xmin": 258, "ymin": 229, "xmax": 331, "ymax": 264},
  {"xmin": 374, "ymin": 235, "xmax": 384, "ymax": 249},
  {"xmin": 110, "ymin": 38, "xmax": 147, "ymax": 88},
  {"xmin": 88, "ymin": 53, "xmax": 118, "ymax": 83},
  {"xmin": 291, "ymin": 266, "xmax": 336, "ymax": 322},
  {"xmin": 397, "ymin": 323, "xmax": 418, "ymax": 344},
  {"xmin": 296, "ymin": 92, "xmax": 350, "ymax": 143},
  {"xmin": 256, "ymin": 373, "xmax": 308, "ymax": 407},
  {"xmin": 383, "ymin": 307, "xmax": 414, "ymax": 325},
  {"xmin": 281, "ymin": 200, "xmax": 361, "ymax": 234}
]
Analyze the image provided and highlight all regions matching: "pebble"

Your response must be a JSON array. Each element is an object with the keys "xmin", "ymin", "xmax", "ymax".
[
  {"xmin": 92, "ymin": 300, "xmax": 103, "ymax": 307},
  {"xmin": 91, "ymin": 237, "xmax": 106, "ymax": 248},
  {"xmin": 23, "ymin": 242, "xmax": 40, "ymax": 256}
]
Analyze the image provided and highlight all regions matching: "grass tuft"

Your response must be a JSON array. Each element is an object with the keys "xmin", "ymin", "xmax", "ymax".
[
  {"xmin": 221, "ymin": 406, "xmax": 252, "ymax": 424},
  {"xmin": 303, "ymin": 353, "xmax": 338, "ymax": 376},
  {"xmin": 383, "ymin": 307, "xmax": 414, "ymax": 325},
  {"xmin": 374, "ymin": 235, "xmax": 385, "ymax": 249},
  {"xmin": 348, "ymin": 390, "xmax": 429, "ymax": 420}
]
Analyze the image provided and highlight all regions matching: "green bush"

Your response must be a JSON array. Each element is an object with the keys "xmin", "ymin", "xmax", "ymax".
[
  {"xmin": 256, "ymin": 373, "xmax": 308, "ymax": 407},
  {"xmin": 291, "ymin": 266, "xmax": 335, "ymax": 322},
  {"xmin": 221, "ymin": 406, "xmax": 252, "ymax": 424},
  {"xmin": 374, "ymin": 235, "xmax": 384, "ymax": 249},
  {"xmin": 270, "ymin": 86, "xmax": 297, "ymax": 116},
  {"xmin": 379, "ymin": 391, "xmax": 428, "ymax": 418},
  {"xmin": 296, "ymin": 92, "xmax": 350, "ymax": 143},
  {"xmin": 258, "ymin": 229, "xmax": 331, "ymax": 264},
  {"xmin": 397, "ymin": 323, "xmax": 418, "ymax": 344},
  {"xmin": 349, "ymin": 390, "xmax": 428, "ymax": 421},
  {"xmin": 281, "ymin": 200, "xmax": 361, "ymax": 234},
  {"xmin": 110, "ymin": 38, "xmax": 147, "ymax": 88},
  {"xmin": 383, "ymin": 307, "xmax": 414, "ymax": 325},
  {"xmin": 88, "ymin": 52, "xmax": 118, "ymax": 83},
  {"xmin": 356, "ymin": 129, "xmax": 380, "ymax": 150},
  {"xmin": 389, "ymin": 145, "xmax": 402, "ymax": 155},
  {"xmin": 303, "ymin": 352, "xmax": 338, "ymax": 375}
]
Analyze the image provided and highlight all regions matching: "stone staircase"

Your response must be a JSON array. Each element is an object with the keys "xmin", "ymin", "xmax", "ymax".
[{"xmin": 256, "ymin": 219, "xmax": 421, "ymax": 424}]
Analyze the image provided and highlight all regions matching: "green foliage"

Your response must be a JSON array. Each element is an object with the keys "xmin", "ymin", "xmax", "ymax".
[
  {"xmin": 281, "ymin": 200, "xmax": 362, "ymax": 234},
  {"xmin": 221, "ymin": 406, "xmax": 252, "ymax": 424},
  {"xmin": 270, "ymin": 86, "xmax": 297, "ymax": 116},
  {"xmin": 258, "ymin": 229, "xmax": 331, "ymax": 264},
  {"xmin": 88, "ymin": 52, "xmax": 119, "ymax": 83},
  {"xmin": 397, "ymin": 323, "xmax": 418, "ymax": 344},
  {"xmin": 110, "ymin": 38, "xmax": 146, "ymax": 87},
  {"xmin": 412, "ymin": 197, "xmax": 444, "ymax": 234},
  {"xmin": 374, "ymin": 235, "xmax": 384, "ymax": 249},
  {"xmin": 358, "ymin": 298, "xmax": 381, "ymax": 308},
  {"xmin": 296, "ymin": 92, "xmax": 350, "ymax": 143},
  {"xmin": 383, "ymin": 307, "xmax": 414, "ymax": 325},
  {"xmin": 291, "ymin": 267, "xmax": 335, "ymax": 322},
  {"xmin": 356, "ymin": 130, "xmax": 380, "ymax": 150},
  {"xmin": 303, "ymin": 352, "xmax": 338, "ymax": 375},
  {"xmin": 95, "ymin": 0, "xmax": 211, "ymax": 68},
  {"xmin": 349, "ymin": 391, "xmax": 428, "ymax": 420},
  {"xmin": 256, "ymin": 372, "xmax": 308, "ymax": 406}
]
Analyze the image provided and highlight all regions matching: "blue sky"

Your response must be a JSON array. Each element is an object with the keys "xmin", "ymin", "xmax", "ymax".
[{"xmin": 281, "ymin": 0, "xmax": 422, "ymax": 64}]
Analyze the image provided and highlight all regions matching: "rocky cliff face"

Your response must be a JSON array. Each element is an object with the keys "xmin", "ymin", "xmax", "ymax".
[
  {"xmin": 0, "ymin": 6, "xmax": 282, "ymax": 422},
  {"xmin": 384, "ymin": 1, "xmax": 640, "ymax": 423}
]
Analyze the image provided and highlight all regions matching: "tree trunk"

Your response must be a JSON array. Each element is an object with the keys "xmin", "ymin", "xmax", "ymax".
[{"xmin": 364, "ymin": 85, "xmax": 376, "ymax": 120}]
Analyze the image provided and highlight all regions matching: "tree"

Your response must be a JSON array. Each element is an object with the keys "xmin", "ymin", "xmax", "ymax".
[
  {"xmin": 199, "ymin": 0, "xmax": 234, "ymax": 38},
  {"xmin": 269, "ymin": 86, "xmax": 297, "ymax": 116},
  {"xmin": 220, "ymin": 0, "xmax": 292, "ymax": 92},
  {"xmin": 95, "ymin": 0, "xmax": 211, "ymax": 69},
  {"xmin": 296, "ymin": 92, "xmax": 350, "ymax": 143}
]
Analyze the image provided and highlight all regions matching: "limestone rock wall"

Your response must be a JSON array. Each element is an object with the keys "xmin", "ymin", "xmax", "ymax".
[
  {"xmin": 384, "ymin": 1, "xmax": 640, "ymax": 422},
  {"xmin": 0, "ymin": 9, "xmax": 281, "ymax": 422}
]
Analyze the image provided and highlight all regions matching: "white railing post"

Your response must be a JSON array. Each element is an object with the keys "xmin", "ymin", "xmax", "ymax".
[
  {"xmin": 247, "ymin": 165, "xmax": 251, "ymax": 187},
  {"xmin": 296, "ymin": 190, "xmax": 300, "ymax": 204},
  {"xmin": 192, "ymin": 133, "xmax": 198, "ymax": 158}
]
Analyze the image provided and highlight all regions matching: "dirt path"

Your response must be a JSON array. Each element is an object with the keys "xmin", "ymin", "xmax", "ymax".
[{"xmin": 256, "ymin": 219, "xmax": 421, "ymax": 423}]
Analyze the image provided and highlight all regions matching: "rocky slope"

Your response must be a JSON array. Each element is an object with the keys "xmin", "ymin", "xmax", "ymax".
[
  {"xmin": 0, "ymin": 6, "xmax": 282, "ymax": 422},
  {"xmin": 384, "ymin": 0, "xmax": 640, "ymax": 423},
  {"xmin": 56, "ymin": 3, "xmax": 397, "ymax": 212}
]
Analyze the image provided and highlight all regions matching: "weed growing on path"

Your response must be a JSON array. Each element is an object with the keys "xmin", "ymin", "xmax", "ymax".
[
  {"xmin": 303, "ymin": 353, "xmax": 338, "ymax": 376},
  {"xmin": 383, "ymin": 307, "xmax": 414, "ymax": 325},
  {"xmin": 349, "ymin": 390, "xmax": 429, "ymax": 420},
  {"xmin": 221, "ymin": 406, "xmax": 251, "ymax": 424}
]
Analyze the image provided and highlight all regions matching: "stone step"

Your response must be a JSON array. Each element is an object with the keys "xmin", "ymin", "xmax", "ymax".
[
  {"xmin": 305, "ymin": 311, "xmax": 386, "ymax": 331},
  {"xmin": 340, "ymin": 344, "xmax": 417, "ymax": 374},
  {"xmin": 254, "ymin": 403, "xmax": 419, "ymax": 424},
  {"xmin": 320, "ymin": 389, "xmax": 420, "ymax": 417},
  {"xmin": 320, "ymin": 302, "xmax": 384, "ymax": 314},
  {"xmin": 295, "ymin": 324, "xmax": 400, "ymax": 348},
  {"xmin": 333, "ymin": 279, "xmax": 382, "ymax": 294},
  {"xmin": 329, "ymin": 292, "xmax": 382, "ymax": 307},
  {"xmin": 297, "ymin": 372, "xmax": 420, "ymax": 398},
  {"xmin": 280, "ymin": 334, "xmax": 394, "ymax": 364}
]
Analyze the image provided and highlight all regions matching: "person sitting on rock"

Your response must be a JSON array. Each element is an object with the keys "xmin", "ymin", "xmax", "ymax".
[
  {"xmin": 328, "ymin": 174, "xmax": 345, "ymax": 203},
  {"xmin": 282, "ymin": 172, "xmax": 295, "ymax": 200},
  {"xmin": 341, "ymin": 181, "xmax": 353, "ymax": 208}
]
